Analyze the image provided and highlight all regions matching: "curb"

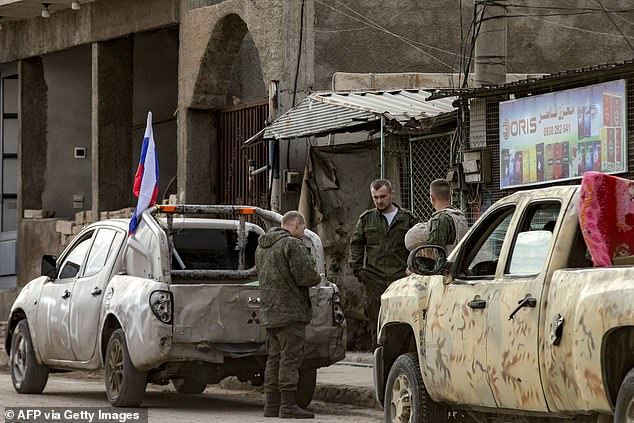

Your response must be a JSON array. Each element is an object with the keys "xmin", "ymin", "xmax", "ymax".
[{"xmin": 218, "ymin": 377, "xmax": 379, "ymax": 409}]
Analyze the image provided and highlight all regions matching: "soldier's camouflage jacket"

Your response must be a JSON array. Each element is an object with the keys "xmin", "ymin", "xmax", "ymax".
[
  {"xmin": 349, "ymin": 206, "xmax": 418, "ymax": 283},
  {"xmin": 256, "ymin": 227, "xmax": 320, "ymax": 328}
]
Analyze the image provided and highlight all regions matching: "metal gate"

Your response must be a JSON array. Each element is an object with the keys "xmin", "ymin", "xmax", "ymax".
[
  {"xmin": 409, "ymin": 131, "xmax": 454, "ymax": 221},
  {"xmin": 218, "ymin": 102, "xmax": 269, "ymax": 208}
]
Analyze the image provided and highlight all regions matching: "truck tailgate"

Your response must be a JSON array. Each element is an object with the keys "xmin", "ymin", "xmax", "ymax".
[{"xmin": 170, "ymin": 284, "xmax": 265, "ymax": 344}]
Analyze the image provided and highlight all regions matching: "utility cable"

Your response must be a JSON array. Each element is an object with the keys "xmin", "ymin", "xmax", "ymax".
[
  {"xmin": 522, "ymin": 13, "xmax": 634, "ymax": 39},
  {"xmin": 289, "ymin": 0, "xmax": 306, "ymax": 171},
  {"xmin": 314, "ymin": 0, "xmax": 458, "ymax": 71},
  {"xmin": 292, "ymin": 0, "xmax": 305, "ymax": 108},
  {"xmin": 330, "ymin": 0, "xmax": 461, "ymax": 59},
  {"xmin": 506, "ymin": 2, "xmax": 634, "ymax": 13},
  {"xmin": 589, "ymin": 0, "xmax": 634, "ymax": 52}
]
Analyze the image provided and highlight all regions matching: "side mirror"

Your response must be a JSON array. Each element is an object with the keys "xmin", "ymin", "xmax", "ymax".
[
  {"xmin": 41, "ymin": 255, "xmax": 57, "ymax": 279},
  {"xmin": 407, "ymin": 245, "xmax": 447, "ymax": 276}
]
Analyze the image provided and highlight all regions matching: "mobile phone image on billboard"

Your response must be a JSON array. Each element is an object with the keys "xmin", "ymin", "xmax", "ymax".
[
  {"xmin": 561, "ymin": 142, "xmax": 569, "ymax": 178},
  {"xmin": 608, "ymin": 127, "xmax": 615, "ymax": 171},
  {"xmin": 615, "ymin": 127, "xmax": 623, "ymax": 171},
  {"xmin": 553, "ymin": 143, "xmax": 562, "ymax": 179},
  {"xmin": 603, "ymin": 93, "xmax": 612, "ymax": 126},
  {"xmin": 515, "ymin": 151, "xmax": 523, "ymax": 184},
  {"xmin": 536, "ymin": 143, "xmax": 544, "ymax": 182},
  {"xmin": 593, "ymin": 141, "xmax": 601, "ymax": 172},
  {"xmin": 545, "ymin": 143, "xmax": 553, "ymax": 181},
  {"xmin": 577, "ymin": 106, "xmax": 586, "ymax": 140},
  {"xmin": 502, "ymin": 149, "xmax": 510, "ymax": 187}
]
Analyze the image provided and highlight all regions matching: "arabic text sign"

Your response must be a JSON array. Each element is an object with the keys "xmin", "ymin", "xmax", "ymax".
[{"xmin": 499, "ymin": 79, "xmax": 627, "ymax": 189}]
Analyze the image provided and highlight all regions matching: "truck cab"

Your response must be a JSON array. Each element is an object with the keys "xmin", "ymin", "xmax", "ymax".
[{"xmin": 375, "ymin": 185, "xmax": 634, "ymax": 423}]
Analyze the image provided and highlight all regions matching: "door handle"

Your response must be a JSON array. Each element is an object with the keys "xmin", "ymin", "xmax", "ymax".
[
  {"xmin": 91, "ymin": 287, "xmax": 102, "ymax": 296},
  {"xmin": 61, "ymin": 290, "xmax": 71, "ymax": 299},
  {"xmin": 468, "ymin": 299, "xmax": 486, "ymax": 309},
  {"xmin": 508, "ymin": 296, "xmax": 537, "ymax": 320}
]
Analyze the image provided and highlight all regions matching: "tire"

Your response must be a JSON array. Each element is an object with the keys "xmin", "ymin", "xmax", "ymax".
[
  {"xmin": 104, "ymin": 329, "xmax": 147, "ymax": 407},
  {"xmin": 615, "ymin": 367, "xmax": 634, "ymax": 423},
  {"xmin": 384, "ymin": 353, "xmax": 448, "ymax": 423},
  {"xmin": 296, "ymin": 367, "xmax": 317, "ymax": 408},
  {"xmin": 172, "ymin": 377, "xmax": 207, "ymax": 394},
  {"xmin": 10, "ymin": 319, "xmax": 49, "ymax": 394}
]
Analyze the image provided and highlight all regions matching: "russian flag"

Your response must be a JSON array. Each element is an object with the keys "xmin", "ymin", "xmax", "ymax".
[{"xmin": 129, "ymin": 112, "xmax": 159, "ymax": 233}]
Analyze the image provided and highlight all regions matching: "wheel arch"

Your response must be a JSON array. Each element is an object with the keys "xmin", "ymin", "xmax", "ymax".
[
  {"xmin": 101, "ymin": 314, "xmax": 122, "ymax": 363},
  {"xmin": 377, "ymin": 322, "xmax": 417, "ymax": 405},
  {"xmin": 602, "ymin": 325, "xmax": 634, "ymax": 409},
  {"xmin": 5, "ymin": 308, "xmax": 27, "ymax": 355}
]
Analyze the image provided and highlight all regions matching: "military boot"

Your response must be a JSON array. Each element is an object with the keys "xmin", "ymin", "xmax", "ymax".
[
  {"xmin": 279, "ymin": 390, "xmax": 314, "ymax": 419},
  {"xmin": 263, "ymin": 392, "xmax": 281, "ymax": 417}
]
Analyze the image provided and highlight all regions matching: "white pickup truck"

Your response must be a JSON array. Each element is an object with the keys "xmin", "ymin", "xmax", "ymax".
[
  {"xmin": 374, "ymin": 185, "xmax": 634, "ymax": 423},
  {"xmin": 6, "ymin": 205, "xmax": 346, "ymax": 407}
]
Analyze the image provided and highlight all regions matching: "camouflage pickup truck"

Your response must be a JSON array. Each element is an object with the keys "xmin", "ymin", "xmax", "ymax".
[
  {"xmin": 6, "ymin": 205, "xmax": 346, "ymax": 407},
  {"xmin": 374, "ymin": 185, "xmax": 634, "ymax": 423}
]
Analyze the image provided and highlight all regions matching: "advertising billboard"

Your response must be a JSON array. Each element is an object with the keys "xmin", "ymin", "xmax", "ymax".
[{"xmin": 499, "ymin": 79, "xmax": 627, "ymax": 189}]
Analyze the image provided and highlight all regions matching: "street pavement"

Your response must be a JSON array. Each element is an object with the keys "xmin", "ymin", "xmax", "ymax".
[
  {"xmin": 0, "ymin": 371, "xmax": 382, "ymax": 423},
  {"xmin": 312, "ymin": 353, "xmax": 376, "ymax": 408},
  {"xmin": 214, "ymin": 352, "xmax": 377, "ymax": 409}
]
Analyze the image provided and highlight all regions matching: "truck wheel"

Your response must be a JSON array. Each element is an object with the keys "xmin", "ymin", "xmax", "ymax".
[
  {"xmin": 385, "ymin": 353, "xmax": 448, "ymax": 423},
  {"xmin": 10, "ymin": 319, "xmax": 49, "ymax": 394},
  {"xmin": 296, "ymin": 367, "xmax": 317, "ymax": 408},
  {"xmin": 172, "ymin": 378, "xmax": 207, "ymax": 394},
  {"xmin": 105, "ymin": 329, "xmax": 147, "ymax": 407},
  {"xmin": 615, "ymin": 367, "xmax": 634, "ymax": 423}
]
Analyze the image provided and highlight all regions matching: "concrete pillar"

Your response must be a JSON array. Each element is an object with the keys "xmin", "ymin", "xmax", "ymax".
[
  {"xmin": 176, "ymin": 108, "xmax": 217, "ymax": 204},
  {"xmin": 17, "ymin": 57, "xmax": 47, "ymax": 215},
  {"xmin": 91, "ymin": 37, "xmax": 134, "ymax": 214},
  {"xmin": 15, "ymin": 57, "xmax": 47, "ymax": 290},
  {"xmin": 473, "ymin": 0, "xmax": 507, "ymax": 87}
]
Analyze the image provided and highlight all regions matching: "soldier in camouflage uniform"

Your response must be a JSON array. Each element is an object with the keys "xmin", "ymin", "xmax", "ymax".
[
  {"xmin": 256, "ymin": 211, "xmax": 320, "ymax": 419},
  {"xmin": 404, "ymin": 178, "xmax": 468, "ymax": 254},
  {"xmin": 349, "ymin": 179, "xmax": 418, "ymax": 351}
]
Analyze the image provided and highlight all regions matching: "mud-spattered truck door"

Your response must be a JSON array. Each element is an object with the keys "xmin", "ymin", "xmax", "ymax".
[{"xmin": 423, "ymin": 188, "xmax": 573, "ymax": 411}]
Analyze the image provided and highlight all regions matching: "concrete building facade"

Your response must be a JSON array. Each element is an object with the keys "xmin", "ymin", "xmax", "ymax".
[{"xmin": 2, "ymin": 0, "xmax": 634, "ymax": 319}]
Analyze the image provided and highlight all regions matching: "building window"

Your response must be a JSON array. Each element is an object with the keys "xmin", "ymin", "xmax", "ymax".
[{"xmin": 1, "ymin": 73, "xmax": 18, "ymax": 287}]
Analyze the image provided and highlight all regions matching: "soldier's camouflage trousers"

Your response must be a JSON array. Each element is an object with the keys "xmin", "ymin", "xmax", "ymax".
[
  {"xmin": 358, "ymin": 270, "xmax": 392, "ymax": 351},
  {"xmin": 264, "ymin": 321, "xmax": 306, "ymax": 393}
]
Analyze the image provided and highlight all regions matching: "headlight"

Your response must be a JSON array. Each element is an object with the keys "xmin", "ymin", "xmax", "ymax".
[
  {"xmin": 332, "ymin": 291, "xmax": 345, "ymax": 325},
  {"xmin": 150, "ymin": 290, "xmax": 173, "ymax": 324}
]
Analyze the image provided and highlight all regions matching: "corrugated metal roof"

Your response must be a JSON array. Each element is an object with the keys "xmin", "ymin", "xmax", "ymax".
[
  {"xmin": 428, "ymin": 59, "xmax": 634, "ymax": 100},
  {"xmin": 259, "ymin": 89, "xmax": 456, "ymax": 141}
]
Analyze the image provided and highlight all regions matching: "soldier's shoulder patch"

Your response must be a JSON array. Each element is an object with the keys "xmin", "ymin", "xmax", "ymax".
[{"xmin": 359, "ymin": 209, "xmax": 375, "ymax": 219}]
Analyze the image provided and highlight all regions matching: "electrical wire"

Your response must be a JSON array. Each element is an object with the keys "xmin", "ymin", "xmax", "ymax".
[
  {"xmin": 329, "ymin": 0, "xmax": 462, "ymax": 59},
  {"xmin": 289, "ymin": 0, "xmax": 306, "ymax": 171},
  {"xmin": 292, "ymin": 0, "xmax": 305, "ymax": 109},
  {"xmin": 314, "ymin": 0, "xmax": 459, "ymax": 71},
  {"xmin": 610, "ymin": 9, "xmax": 634, "ymax": 27},
  {"xmin": 589, "ymin": 0, "xmax": 634, "ymax": 52},
  {"xmin": 312, "ymin": 25, "xmax": 368, "ymax": 33},
  {"xmin": 506, "ymin": 2, "xmax": 634, "ymax": 13},
  {"xmin": 522, "ymin": 13, "xmax": 634, "ymax": 39},
  {"xmin": 462, "ymin": 0, "xmax": 488, "ymax": 88}
]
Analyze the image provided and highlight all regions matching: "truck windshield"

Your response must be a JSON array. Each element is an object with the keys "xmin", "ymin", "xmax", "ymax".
[{"xmin": 171, "ymin": 229, "xmax": 259, "ymax": 270}]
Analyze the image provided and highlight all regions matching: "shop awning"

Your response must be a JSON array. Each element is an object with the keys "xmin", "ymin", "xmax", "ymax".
[{"xmin": 245, "ymin": 89, "xmax": 456, "ymax": 143}]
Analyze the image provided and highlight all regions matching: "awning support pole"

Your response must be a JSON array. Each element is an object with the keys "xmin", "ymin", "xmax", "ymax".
[
  {"xmin": 269, "ymin": 80, "xmax": 281, "ymax": 212},
  {"xmin": 380, "ymin": 115, "xmax": 385, "ymax": 178}
]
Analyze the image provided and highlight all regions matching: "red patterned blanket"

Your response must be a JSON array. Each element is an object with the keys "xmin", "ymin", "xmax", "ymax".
[{"xmin": 579, "ymin": 171, "xmax": 634, "ymax": 267}]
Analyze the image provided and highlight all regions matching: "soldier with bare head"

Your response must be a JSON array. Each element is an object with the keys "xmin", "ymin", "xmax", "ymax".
[
  {"xmin": 256, "ymin": 210, "xmax": 319, "ymax": 419},
  {"xmin": 405, "ymin": 178, "xmax": 468, "ymax": 254},
  {"xmin": 349, "ymin": 179, "xmax": 418, "ymax": 351}
]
